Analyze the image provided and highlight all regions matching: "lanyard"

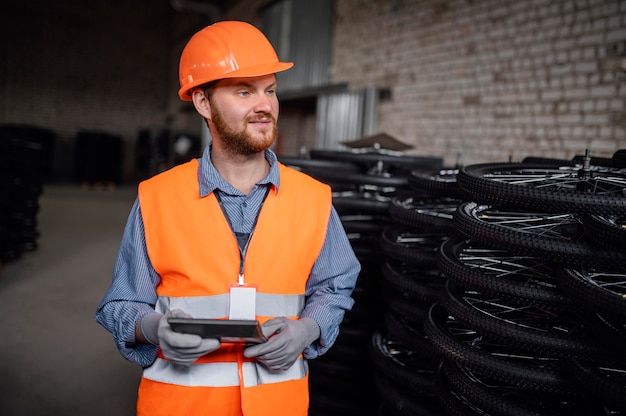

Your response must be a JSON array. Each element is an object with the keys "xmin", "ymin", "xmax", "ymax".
[{"xmin": 214, "ymin": 186, "xmax": 270, "ymax": 285}]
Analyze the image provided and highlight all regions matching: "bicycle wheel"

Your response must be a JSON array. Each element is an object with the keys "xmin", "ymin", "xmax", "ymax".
[
  {"xmin": 440, "ymin": 280, "xmax": 609, "ymax": 360},
  {"xmin": 388, "ymin": 194, "xmax": 459, "ymax": 234},
  {"xmin": 383, "ymin": 285, "xmax": 429, "ymax": 323},
  {"xmin": 454, "ymin": 201, "xmax": 626, "ymax": 270},
  {"xmin": 380, "ymin": 225, "xmax": 447, "ymax": 267},
  {"xmin": 441, "ymin": 359, "xmax": 586, "ymax": 416},
  {"xmin": 333, "ymin": 191, "xmax": 392, "ymax": 215},
  {"xmin": 369, "ymin": 330, "xmax": 437, "ymax": 397},
  {"xmin": 382, "ymin": 259, "xmax": 446, "ymax": 305},
  {"xmin": 384, "ymin": 310, "xmax": 439, "ymax": 360},
  {"xmin": 437, "ymin": 236, "xmax": 577, "ymax": 311},
  {"xmin": 408, "ymin": 168, "xmax": 469, "ymax": 200},
  {"xmin": 582, "ymin": 214, "xmax": 626, "ymax": 251},
  {"xmin": 433, "ymin": 363, "xmax": 486, "ymax": 416},
  {"xmin": 310, "ymin": 149, "xmax": 443, "ymax": 173},
  {"xmin": 457, "ymin": 162, "xmax": 626, "ymax": 215},
  {"xmin": 556, "ymin": 267, "xmax": 626, "ymax": 321},
  {"xmin": 424, "ymin": 304, "xmax": 574, "ymax": 393}
]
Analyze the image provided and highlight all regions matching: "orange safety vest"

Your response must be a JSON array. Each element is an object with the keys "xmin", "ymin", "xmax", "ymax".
[{"xmin": 135, "ymin": 159, "xmax": 331, "ymax": 416}]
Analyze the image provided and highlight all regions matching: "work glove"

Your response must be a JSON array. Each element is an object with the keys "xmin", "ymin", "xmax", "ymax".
[
  {"xmin": 140, "ymin": 309, "xmax": 221, "ymax": 366},
  {"xmin": 243, "ymin": 317, "xmax": 320, "ymax": 371}
]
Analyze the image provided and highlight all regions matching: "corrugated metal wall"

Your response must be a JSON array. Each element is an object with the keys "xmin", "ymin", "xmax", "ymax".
[
  {"xmin": 316, "ymin": 88, "xmax": 379, "ymax": 149},
  {"xmin": 263, "ymin": 0, "xmax": 333, "ymax": 92},
  {"xmin": 263, "ymin": 0, "xmax": 379, "ymax": 150}
]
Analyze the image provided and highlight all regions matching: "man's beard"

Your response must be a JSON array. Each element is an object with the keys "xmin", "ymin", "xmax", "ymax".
[{"xmin": 211, "ymin": 106, "xmax": 276, "ymax": 156}]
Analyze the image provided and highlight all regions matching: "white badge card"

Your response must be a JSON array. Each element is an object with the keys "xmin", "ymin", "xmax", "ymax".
[{"xmin": 228, "ymin": 285, "xmax": 257, "ymax": 320}]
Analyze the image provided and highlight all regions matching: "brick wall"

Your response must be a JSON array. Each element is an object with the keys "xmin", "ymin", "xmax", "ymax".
[{"xmin": 331, "ymin": 0, "xmax": 626, "ymax": 166}]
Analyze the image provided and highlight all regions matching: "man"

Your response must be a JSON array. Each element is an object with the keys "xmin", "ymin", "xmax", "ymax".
[{"xmin": 95, "ymin": 21, "xmax": 360, "ymax": 416}]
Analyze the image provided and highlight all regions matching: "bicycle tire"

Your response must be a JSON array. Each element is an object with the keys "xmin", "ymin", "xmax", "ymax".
[
  {"xmin": 581, "ymin": 214, "xmax": 626, "ymax": 252},
  {"xmin": 424, "ymin": 304, "xmax": 574, "ymax": 394},
  {"xmin": 369, "ymin": 330, "xmax": 437, "ymax": 397},
  {"xmin": 333, "ymin": 192, "xmax": 391, "ymax": 215},
  {"xmin": 453, "ymin": 201, "xmax": 626, "ymax": 270},
  {"xmin": 388, "ymin": 194, "xmax": 459, "ymax": 234},
  {"xmin": 408, "ymin": 168, "xmax": 469, "ymax": 200},
  {"xmin": 309, "ymin": 149, "xmax": 443, "ymax": 172},
  {"xmin": 556, "ymin": 267, "xmax": 626, "ymax": 321},
  {"xmin": 433, "ymin": 363, "xmax": 485, "ymax": 416},
  {"xmin": 380, "ymin": 225, "xmax": 446, "ymax": 267},
  {"xmin": 383, "ymin": 286, "xmax": 429, "ymax": 323},
  {"xmin": 440, "ymin": 280, "xmax": 609, "ymax": 360},
  {"xmin": 437, "ymin": 236, "xmax": 577, "ymax": 311},
  {"xmin": 457, "ymin": 162, "xmax": 626, "ymax": 215},
  {"xmin": 383, "ymin": 310, "xmax": 439, "ymax": 360},
  {"xmin": 441, "ymin": 359, "xmax": 585, "ymax": 416},
  {"xmin": 326, "ymin": 170, "xmax": 411, "ymax": 188},
  {"xmin": 382, "ymin": 259, "xmax": 445, "ymax": 305}
]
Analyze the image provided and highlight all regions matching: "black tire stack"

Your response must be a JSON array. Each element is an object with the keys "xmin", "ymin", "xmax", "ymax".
[
  {"xmin": 425, "ymin": 152, "xmax": 626, "ymax": 415},
  {"xmin": 370, "ymin": 166, "xmax": 468, "ymax": 416},
  {"xmin": 279, "ymin": 150, "xmax": 443, "ymax": 416},
  {"xmin": 0, "ymin": 124, "xmax": 55, "ymax": 264}
]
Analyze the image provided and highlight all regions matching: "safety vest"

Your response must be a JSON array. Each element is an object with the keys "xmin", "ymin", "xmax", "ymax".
[{"xmin": 135, "ymin": 159, "xmax": 331, "ymax": 416}]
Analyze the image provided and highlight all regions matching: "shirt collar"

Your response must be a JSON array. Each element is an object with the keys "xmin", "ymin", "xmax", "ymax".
[{"xmin": 197, "ymin": 143, "xmax": 281, "ymax": 197}]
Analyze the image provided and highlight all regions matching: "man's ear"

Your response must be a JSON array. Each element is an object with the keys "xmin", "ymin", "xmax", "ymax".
[{"xmin": 191, "ymin": 89, "xmax": 212, "ymax": 120}]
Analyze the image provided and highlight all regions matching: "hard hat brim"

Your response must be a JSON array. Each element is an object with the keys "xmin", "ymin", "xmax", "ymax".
[{"xmin": 178, "ymin": 61, "xmax": 294, "ymax": 101}]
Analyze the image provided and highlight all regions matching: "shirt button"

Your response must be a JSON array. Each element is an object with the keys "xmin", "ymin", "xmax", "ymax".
[{"xmin": 243, "ymin": 202, "xmax": 247, "ymax": 207}]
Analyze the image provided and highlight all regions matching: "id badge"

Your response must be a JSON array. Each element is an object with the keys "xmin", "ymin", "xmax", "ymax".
[{"xmin": 228, "ymin": 283, "xmax": 257, "ymax": 320}]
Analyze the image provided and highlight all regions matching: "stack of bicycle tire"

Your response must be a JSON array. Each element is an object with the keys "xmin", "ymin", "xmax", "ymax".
[
  {"xmin": 279, "ymin": 149, "xmax": 443, "ymax": 416},
  {"xmin": 0, "ymin": 124, "xmax": 55, "ymax": 265},
  {"xmin": 425, "ymin": 151, "xmax": 626, "ymax": 415},
  {"xmin": 368, "ymin": 164, "xmax": 468, "ymax": 415}
]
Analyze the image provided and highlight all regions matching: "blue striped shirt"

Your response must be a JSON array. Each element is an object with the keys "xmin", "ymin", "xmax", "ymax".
[{"xmin": 95, "ymin": 145, "xmax": 361, "ymax": 367}]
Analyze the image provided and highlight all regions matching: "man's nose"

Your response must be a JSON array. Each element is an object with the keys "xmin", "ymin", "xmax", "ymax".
[{"xmin": 253, "ymin": 93, "xmax": 273, "ymax": 113}]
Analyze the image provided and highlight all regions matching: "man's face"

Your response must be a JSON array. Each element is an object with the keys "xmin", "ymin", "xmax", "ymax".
[{"xmin": 208, "ymin": 74, "xmax": 279, "ymax": 156}]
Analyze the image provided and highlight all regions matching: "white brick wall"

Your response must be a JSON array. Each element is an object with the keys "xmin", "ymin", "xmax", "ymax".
[{"xmin": 332, "ymin": 0, "xmax": 626, "ymax": 166}]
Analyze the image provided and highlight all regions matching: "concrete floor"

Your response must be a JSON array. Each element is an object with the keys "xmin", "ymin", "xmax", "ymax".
[{"xmin": 0, "ymin": 184, "xmax": 142, "ymax": 416}]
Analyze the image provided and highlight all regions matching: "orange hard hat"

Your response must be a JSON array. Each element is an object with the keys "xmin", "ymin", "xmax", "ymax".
[{"xmin": 178, "ymin": 21, "xmax": 293, "ymax": 101}]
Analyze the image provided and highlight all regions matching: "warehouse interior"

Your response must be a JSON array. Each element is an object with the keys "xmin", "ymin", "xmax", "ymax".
[{"xmin": 1, "ymin": 0, "xmax": 625, "ymax": 415}]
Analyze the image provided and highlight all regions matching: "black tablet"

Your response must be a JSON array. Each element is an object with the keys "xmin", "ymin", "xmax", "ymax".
[{"xmin": 168, "ymin": 318, "xmax": 267, "ymax": 343}]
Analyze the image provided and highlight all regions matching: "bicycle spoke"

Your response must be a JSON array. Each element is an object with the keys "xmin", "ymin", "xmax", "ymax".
[
  {"xmin": 583, "ymin": 271, "xmax": 626, "ymax": 295},
  {"xmin": 459, "ymin": 247, "xmax": 555, "ymax": 285},
  {"xmin": 471, "ymin": 206, "xmax": 580, "ymax": 239},
  {"xmin": 482, "ymin": 166, "xmax": 626, "ymax": 195}
]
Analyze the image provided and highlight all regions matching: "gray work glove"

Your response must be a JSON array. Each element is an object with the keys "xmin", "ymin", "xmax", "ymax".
[
  {"xmin": 243, "ymin": 317, "xmax": 320, "ymax": 371},
  {"xmin": 140, "ymin": 309, "xmax": 220, "ymax": 366}
]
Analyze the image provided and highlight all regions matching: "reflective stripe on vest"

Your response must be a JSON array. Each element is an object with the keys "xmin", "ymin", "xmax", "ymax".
[
  {"xmin": 143, "ymin": 357, "xmax": 308, "ymax": 387},
  {"xmin": 154, "ymin": 292, "xmax": 305, "ymax": 318}
]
